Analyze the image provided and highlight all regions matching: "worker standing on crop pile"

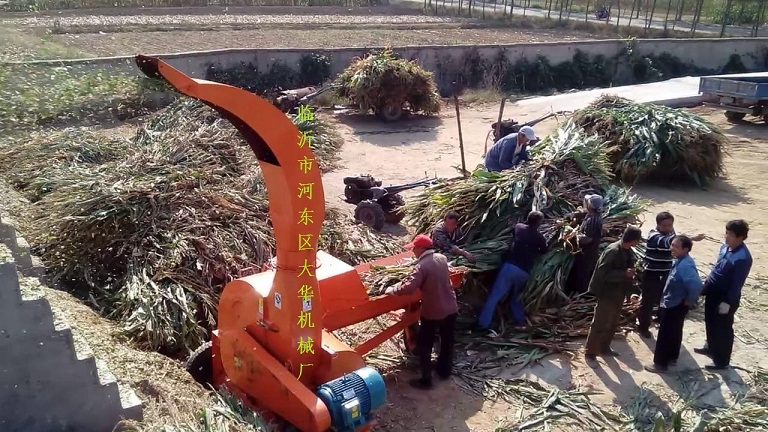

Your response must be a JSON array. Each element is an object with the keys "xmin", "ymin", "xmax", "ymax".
[
  {"xmin": 644, "ymin": 235, "xmax": 702, "ymax": 373},
  {"xmin": 637, "ymin": 212, "xmax": 705, "ymax": 339},
  {"xmin": 566, "ymin": 194, "xmax": 605, "ymax": 295},
  {"xmin": 431, "ymin": 210, "xmax": 476, "ymax": 263},
  {"xmin": 483, "ymin": 126, "xmax": 537, "ymax": 172},
  {"xmin": 584, "ymin": 226, "xmax": 642, "ymax": 368},
  {"xmin": 694, "ymin": 220, "xmax": 752, "ymax": 371},
  {"xmin": 476, "ymin": 211, "xmax": 548, "ymax": 336},
  {"xmin": 385, "ymin": 234, "xmax": 457, "ymax": 390}
]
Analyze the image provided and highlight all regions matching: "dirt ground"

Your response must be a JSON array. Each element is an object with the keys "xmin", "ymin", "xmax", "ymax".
[
  {"xmin": 0, "ymin": 6, "xmax": 606, "ymax": 60},
  {"xmin": 322, "ymin": 104, "xmax": 768, "ymax": 430}
]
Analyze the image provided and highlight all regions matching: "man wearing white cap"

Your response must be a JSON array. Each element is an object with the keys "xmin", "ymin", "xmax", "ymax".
[{"xmin": 484, "ymin": 126, "xmax": 538, "ymax": 172}]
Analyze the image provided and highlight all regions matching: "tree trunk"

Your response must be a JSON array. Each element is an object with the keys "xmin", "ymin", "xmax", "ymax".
[
  {"xmin": 628, "ymin": 0, "xmax": 638, "ymax": 27},
  {"xmin": 663, "ymin": 0, "xmax": 673, "ymax": 30},
  {"xmin": 615, "ymin": 0, "xmax": 623, "ymax": 28},
  {"xmin": 690, "ymin": 0, "xmax": 704, "ymax": 36},
  {"xmin": 645, "ymin": 0, "xmax": 658, "ymax": 34},
  {"xmin": 720, "ymin": 0, "xmax": 734, "ymax": 37},
  {"xmin": 585, "ymin": 0, "xmax": 591, "ymax": 21},
  {"xmin": 675, "ymin": 0, "xmax": 684, "ymax": 21}
]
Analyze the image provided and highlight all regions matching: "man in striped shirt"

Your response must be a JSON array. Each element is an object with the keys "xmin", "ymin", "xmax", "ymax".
[{"xmin": 638, "ymin": 212, "xmax": 705, "ymax": 338}]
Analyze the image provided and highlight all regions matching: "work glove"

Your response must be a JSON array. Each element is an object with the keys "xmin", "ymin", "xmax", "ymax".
[{"xmin": 718, "ymin": 302, "xmax": 730, "ymax": 315}]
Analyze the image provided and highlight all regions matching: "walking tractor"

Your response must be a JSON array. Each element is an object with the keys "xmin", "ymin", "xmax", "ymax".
[
  {"xmin": 699, "ymin": 72, "xmax": 768, "ymax": 123},
  {"xmin": 134, "ymin": 56, "xmax": 465, "ymax": 432},
  {"xmin": 342, "ymin": 175, "xmax": 436, "ymax": 231}
]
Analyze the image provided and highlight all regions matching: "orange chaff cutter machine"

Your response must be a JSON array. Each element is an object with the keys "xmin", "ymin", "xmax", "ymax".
[{"xmin": 134, "ymin": 56, "xmax": 465, "ymax": 432}]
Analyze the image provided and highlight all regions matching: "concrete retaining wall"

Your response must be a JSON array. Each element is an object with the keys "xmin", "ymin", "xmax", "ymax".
[
  {"xmin": 0, "ymin": 216, "xmax": 143, "ymax": 432},
  {"xmin": 5, "ymin": 37, "xmax": 767, "ymax": 82}
]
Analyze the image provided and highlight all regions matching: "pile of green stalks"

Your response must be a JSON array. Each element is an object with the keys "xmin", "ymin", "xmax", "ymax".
[
  {"xmin": 0, "ymin": 98, "xmax": 402, "ymax": 356},
  {"xmin": 334, "ymin": 47, "xmax": 441, "ymax": 117},
  {"xmin": 406, "ymin": 121, "xmax": 647, "ymax": 304},
  {"xmin": 360, "ymin": 122, "xmax": 647, "ymax": 350},
  {"xmin": 571, "ymin": 94, "xmax": 728, "ymax": 187},
  {"xmin": 0, "ymin": 63, "xmax": 170, "ymax": 130}
]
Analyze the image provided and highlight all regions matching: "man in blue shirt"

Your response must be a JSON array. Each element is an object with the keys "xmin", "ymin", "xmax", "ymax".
[
  {"xmin": 484, "ymin": 126, "xmax": 537, "ymax": 172},
  {"xmin": 644, "ymin": 235, "xmax": 702, "ymax": 373},
  {"xmin": 694, "ymin": 219, "xmax": 753, "ymax": 371},
  {"xmin": 477, "ymin": 211, "xmax": 548, "ymax": 335},
  {"xmin": 638, "ymin": 212, "xmax": 705, "ymax": 338}
]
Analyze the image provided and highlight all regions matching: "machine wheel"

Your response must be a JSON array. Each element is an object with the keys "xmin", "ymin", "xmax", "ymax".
[
  {"xmin": 385, "ymin": 207, "xmax": 406, "ymax": 225},
  {"xmin": 378, "ymin": 103, "xmax": 404, "ymax": 122},
  {"xmin": 724, "ymin": 111, "xmax": 746, "ymax": 122},
  {"xmin": 402, "ymin": 322, "xmax": 441, "ymax": 356},
  {"xmin": 354, "ymin": 201, "xmax": 386, "ymax": 231},
  {"xmin": 186, "ymin": 341, "xmax": 214, "ymax": 387}
]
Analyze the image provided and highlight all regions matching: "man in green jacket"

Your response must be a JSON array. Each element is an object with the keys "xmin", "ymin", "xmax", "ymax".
[{"xmin": 584, "ymin": 226, "xmax": 643, "ymax": 368}]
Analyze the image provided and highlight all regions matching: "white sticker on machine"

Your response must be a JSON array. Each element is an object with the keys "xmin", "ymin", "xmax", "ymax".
[
  {"xmin": 342, "ymin": 388, "xmax": 356, "ymax": 400},
  {"xmin": 274, "ymin": 293, "xmax": 282, "ymax": 310},
  {"xmin": 302, "ymin": 298, "xmax": 312, "ymax": 312}
]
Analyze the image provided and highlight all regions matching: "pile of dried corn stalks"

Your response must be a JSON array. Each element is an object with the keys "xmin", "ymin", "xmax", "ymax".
[
  {"xmin": 572, "ymin": 94, "xmax": 728, "ymax": 186},
  {"xmin": 362, "ymin": 122, "xmax": 647, "ymax": 340},
  {"xmin": 334, "ymin": 47, "xmax": 441, "ymax": 117},
  {"xmin": 0, "ymin": 98, "xmax": 403, "ymax": 355}
]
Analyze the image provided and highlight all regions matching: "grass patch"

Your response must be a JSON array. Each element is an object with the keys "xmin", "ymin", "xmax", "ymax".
[
  {"xmin": 0, "ymin": 63, "xmax": 172, "ymax": 130},
  {"xmin": 0, "ymin": 25, "xmax": 87, "ymax": 61},
  {"xmin": 460, "ymin": 88, "xmax": 504, "ymax": 105}
]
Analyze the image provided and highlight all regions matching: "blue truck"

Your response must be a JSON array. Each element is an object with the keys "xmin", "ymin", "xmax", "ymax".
[{"xmin": 699, "ymin": 72, "xmax": 768, "ymax": 122}]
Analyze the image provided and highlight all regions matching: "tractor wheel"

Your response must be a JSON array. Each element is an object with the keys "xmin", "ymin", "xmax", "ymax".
[
  {"xmin": 378, "ymin": 103, "xmax": 404, "ymax": 122},
  {"xmin": 385, "ymin": 207, "xmax": 406, "ymax": 225},
  {"xmin": 186, "ymin": 341, "xmax": 214, "ymax": 387},
  {"xmin": 402, "ymin": 322, "xmax": 441, "ymax": 357},
  {"xmin": 354, "ymin": 201, "xmax": 386, "ymax": 231},
  {"xmin": 724, "ymin": 111, "xmax": 746, "ymax": 122}
]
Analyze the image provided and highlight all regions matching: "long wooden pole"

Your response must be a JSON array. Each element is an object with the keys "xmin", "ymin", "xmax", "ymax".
[{"xmin": 452, "ymin": 81, "xmax": 468, "ymax": 177}]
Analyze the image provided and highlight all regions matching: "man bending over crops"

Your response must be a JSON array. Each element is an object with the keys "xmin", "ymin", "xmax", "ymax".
[
  {"xmin": 638, "ymin": 212, "xmax": 705, "ymax": 339},
  {"xmin": 566, "ymin": 194, "xmax": 604, "ymax": 295},
  {"xmin": 385, "ymin": 234, "xmax": 457, "ymax": 390},
  {"xmin": 483, "ymin": 126, "xmax": 537, "ymax": 172},
  {"xmin": 694, "ymin": 220, "xmax": 752, "ymax": 371},
  {"xmin": 584, "ymin": 226, "xmax": 642, "ymax": 368},
  {"xmin": 477, "ymin": 211, "xmax": 548, "ymax": 336},
  {"xmin": 432, "ymin": 211, "xmax": 476, "ymax": 263},
  {"xmin": 644, "ymin": 235, "xmax": 702, "ymax": 373}
]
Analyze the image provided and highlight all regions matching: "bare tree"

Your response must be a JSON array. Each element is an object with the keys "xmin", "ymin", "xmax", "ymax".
[
  {"xmin": 628, "ymin": 0, "xmax": 639, "ymax": 27},
  {"xmin": 675, "ymin": 0, "xmax": 685, "ymax": 21},
  {"xmin": 645, "ymin": 0, "xmax": 658, "ymax": 34},
  {"xmin": 690, "ymin": 0, "xmax": 704, "ymax": 36},
  {"xmin": 663, "ymin": 0, "xmax": 673, "ymax": 30},
  {"xmin": 720, "ymin": 0, "xmax": 734, "ymax": 37},
  {"xmin": 586, "ymin": 0, "xmax": 592, "ymax": 21}
]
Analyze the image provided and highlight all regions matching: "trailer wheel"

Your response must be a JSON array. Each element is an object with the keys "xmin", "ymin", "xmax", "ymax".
[
  {"xmin": 354, "ymin": 201, "xmax": 386, "ymax": 231},
  {"xmin": 724, "ymin": 111, "xmax": 746, "ymax": 122},
  {"xmin": 378, "ymin": 103, "xmax": 404, "ymax": 122},
  {"xmin": 402, "ymin": 322, "xmax": 441, "ymax": 357},
  {"xmin": 186, "ymin": 341, "xmax": 214, "ymax": 387}
]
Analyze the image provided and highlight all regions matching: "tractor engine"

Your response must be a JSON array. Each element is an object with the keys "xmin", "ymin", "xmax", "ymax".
[{"xmin": 316, "ymin": 367, "xmax": 387, "ymax": 432}]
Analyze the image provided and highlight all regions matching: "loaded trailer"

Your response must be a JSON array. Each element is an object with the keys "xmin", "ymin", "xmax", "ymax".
[{"xmin": 699, "ymin": 72, "xmax": 768, "ymax": 122}]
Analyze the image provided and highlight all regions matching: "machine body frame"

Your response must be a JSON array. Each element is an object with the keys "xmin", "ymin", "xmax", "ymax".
[{"xmin": 135, "ymin": 56, "xmax": 464, "ymax": 432}]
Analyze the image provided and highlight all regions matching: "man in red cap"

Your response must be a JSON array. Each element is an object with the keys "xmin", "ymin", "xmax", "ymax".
[{"xmin": 385, "ymin": 234, "xmax": 458, "ymax": 390}]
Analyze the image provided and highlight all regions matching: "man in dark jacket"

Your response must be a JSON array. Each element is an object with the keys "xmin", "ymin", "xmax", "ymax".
[
  {"xmin": 566, "ymin": 194, "xmax": 604, "ymax": 295},
  {"xmin": 584, "ymin": 226, "xmax": 642, "ymax": 368},
  {"xmin": 431, "ymin": 210, "xmax": 475, "ymax": 263},
  {"xmin": 484, "ymin": 126, "xmax": 537, "ymax": 172},
  {"xmin": 638, "ymin": 212, "xmax": 705, "ymax": 338},
  {"xmin": 386, "ymin": 234, "xmax": 458, "ymax": 390},
  {"xmin": 694, "ymin": 219, "xmax": 752, "ymax": 371},
  {"xmin": 477, "ymin": 211, "xmax": 548, "ymax": 335}
]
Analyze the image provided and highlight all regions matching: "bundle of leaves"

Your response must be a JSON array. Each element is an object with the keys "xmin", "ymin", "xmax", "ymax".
[
  {"xmin": 334, "ymin": 47, "xmax": 441, "ymax": 117},
  {"xmin": 3, "ymin": 99, "xmax": 401, "ymax": 355},
  {"xmin": 571, "ymin": 94, "xmax": 728, "ymax": 186}
]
